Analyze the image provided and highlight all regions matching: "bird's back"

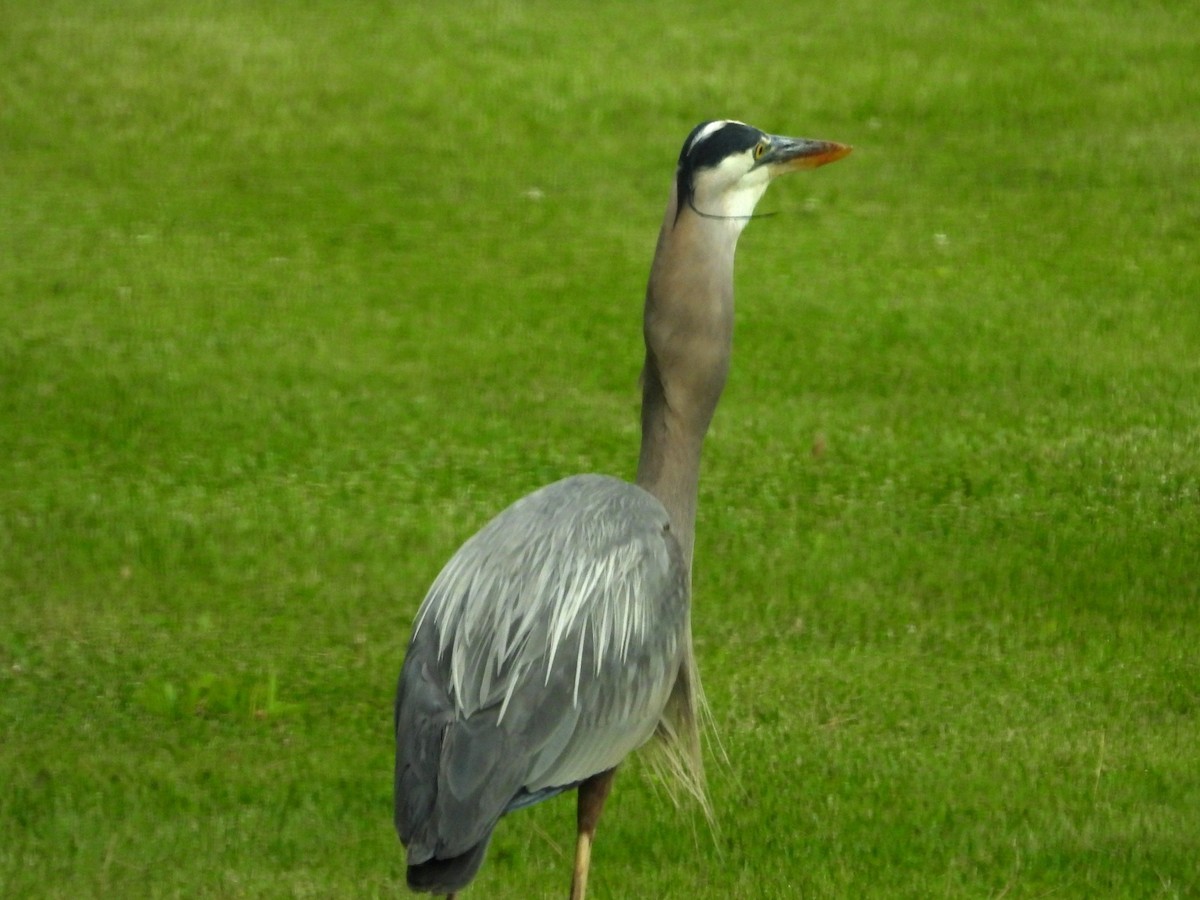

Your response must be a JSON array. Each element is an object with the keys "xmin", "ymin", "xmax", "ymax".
[{"xmin": 394, "ymin": 474, "xmax": 688, "ymax": 893}]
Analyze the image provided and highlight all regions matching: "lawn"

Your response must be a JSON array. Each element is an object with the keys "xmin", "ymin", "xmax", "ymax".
[{"xmin": 2, "ymin": 1, "xmax": 1198, "ymax": 897}]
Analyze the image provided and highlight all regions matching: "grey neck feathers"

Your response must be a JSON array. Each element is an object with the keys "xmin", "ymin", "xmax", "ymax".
[{"xmin": 635, "ymin": 184, "xmax": 744, "ymax": 570}]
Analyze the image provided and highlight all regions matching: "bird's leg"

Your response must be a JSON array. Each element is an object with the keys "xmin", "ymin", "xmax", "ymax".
[{"xmin": 569, "ymin": 768, "xmax": 617, "ymax": 900}]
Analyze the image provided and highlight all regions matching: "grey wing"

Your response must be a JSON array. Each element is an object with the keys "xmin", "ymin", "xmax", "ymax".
[{"xmin": 395, "ymin": 474, "xmax": 688, "ymax": 864}]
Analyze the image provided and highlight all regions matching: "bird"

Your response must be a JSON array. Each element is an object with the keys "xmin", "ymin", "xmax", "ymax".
[{"xmin": 394, "ymin": 120, "xmax": 850, "ymax": 898}]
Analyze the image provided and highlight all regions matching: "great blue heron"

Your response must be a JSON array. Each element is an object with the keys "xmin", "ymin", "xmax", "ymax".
[{"xmin": 395, "ymin": 120, "xmax": 850, "ymax": 898}]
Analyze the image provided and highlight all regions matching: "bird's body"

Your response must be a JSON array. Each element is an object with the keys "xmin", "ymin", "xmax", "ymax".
[
  {"xmin": 395, "ymin": 121, "xmax": 850, "ymax": 897},
  {"xmin": 396, "ymin": 476, "xmax": 686, "ymax": 892}
]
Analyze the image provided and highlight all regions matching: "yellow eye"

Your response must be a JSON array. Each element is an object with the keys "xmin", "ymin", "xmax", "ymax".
[{"xmin": 753, "ymin": 141, "xmax": 768, "ymax": 160}]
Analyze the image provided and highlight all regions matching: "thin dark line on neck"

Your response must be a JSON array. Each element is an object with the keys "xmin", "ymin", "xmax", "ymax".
[{"xmin": 686, "ymin": 197, "xmax": 778, "ymax": 221}]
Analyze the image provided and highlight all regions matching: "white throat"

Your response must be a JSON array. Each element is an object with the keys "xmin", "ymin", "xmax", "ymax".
[{"xmin": 687, "ymin": 154, "xmax": 772, "ymax": 228}]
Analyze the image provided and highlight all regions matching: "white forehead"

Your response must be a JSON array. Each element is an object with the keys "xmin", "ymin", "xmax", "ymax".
[{"xmin": 686, "ymin": 119, "xmax": 750, "ymax": 154}]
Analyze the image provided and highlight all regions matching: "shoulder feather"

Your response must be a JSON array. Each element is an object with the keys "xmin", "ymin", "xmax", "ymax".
[{"xmin": 413, "ymin": 475, "xmax": 685, "ymax": 720}]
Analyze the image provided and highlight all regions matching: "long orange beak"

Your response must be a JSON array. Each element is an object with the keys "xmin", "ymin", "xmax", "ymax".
[{"xmin": 765, "ymin": 136, "xmax": 853, "ymax": 172}]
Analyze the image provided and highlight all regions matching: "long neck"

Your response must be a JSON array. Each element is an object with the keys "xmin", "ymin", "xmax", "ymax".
[{"xmin": 636, "ymin": 185, "xmax": 745, "ymax": 569}]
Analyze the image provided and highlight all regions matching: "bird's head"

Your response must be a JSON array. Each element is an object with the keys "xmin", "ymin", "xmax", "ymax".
[{"xmin": 675, "ymin": 120, "xmax": 851, "ymax": 223}]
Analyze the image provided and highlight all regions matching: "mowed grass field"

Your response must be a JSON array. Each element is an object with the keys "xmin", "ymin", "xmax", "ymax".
[{"xmin": 3, "ymin": 1, "xmax": 1199, "ymax": 897}]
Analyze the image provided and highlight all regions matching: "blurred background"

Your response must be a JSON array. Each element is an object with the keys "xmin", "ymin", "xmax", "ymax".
[{"xmin": 2, "ymin": 1, "xmax": 1198, "ymax": 896}]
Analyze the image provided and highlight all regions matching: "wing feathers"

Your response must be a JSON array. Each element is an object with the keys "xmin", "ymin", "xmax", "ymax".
[
  {"xmin": 395, "ymin": 474, "xmax": 689, "ymax": 867},
  {"xmin": 417, "ymin": 475, "xmax": 684, "ymax": 719}
]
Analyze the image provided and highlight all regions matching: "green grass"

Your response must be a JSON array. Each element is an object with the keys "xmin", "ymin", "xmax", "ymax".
[{"xmin": 2, "ymin": 0, "xmax": 1199, "ymax": 896}]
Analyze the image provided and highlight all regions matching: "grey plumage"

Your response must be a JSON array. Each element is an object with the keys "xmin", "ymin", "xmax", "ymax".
[
  {"xmin": 396, "ymin": 477, "xmax": 686, "ymax": 889},
  {"xmin": 395, "ymin": 120, "xmax": 850, "ymax": 897}
]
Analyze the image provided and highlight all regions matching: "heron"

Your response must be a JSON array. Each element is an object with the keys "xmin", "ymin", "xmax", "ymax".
[{"xmin": 394, "ymin": 120, "xmax": 850, "ymax": 898}]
